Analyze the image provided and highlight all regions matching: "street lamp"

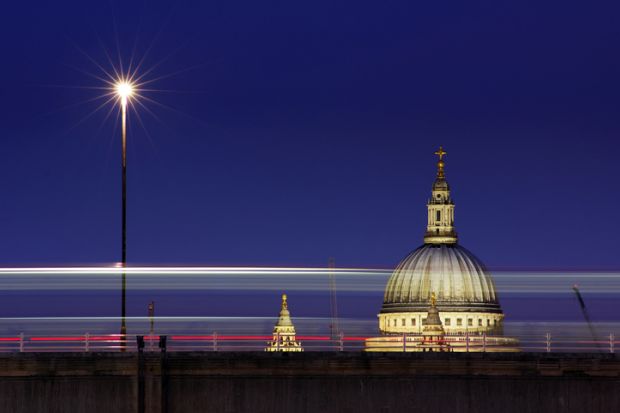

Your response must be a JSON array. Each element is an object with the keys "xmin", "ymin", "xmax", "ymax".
[{"xmin": 115, "ymin": 79, "xmax": 134, "ymax": 351}]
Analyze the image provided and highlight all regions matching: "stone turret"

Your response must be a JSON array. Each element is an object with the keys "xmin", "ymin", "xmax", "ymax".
[
  {"xmin": 418, "ymin": 293, "xmax": 450, "ymax": 352},
  {"xmin": 265, "ymin": 294, "xmax": 303, "ymax": 352}
]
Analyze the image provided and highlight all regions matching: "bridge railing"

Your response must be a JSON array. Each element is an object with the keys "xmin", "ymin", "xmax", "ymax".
[{"xmin": 0, "ymin": 333, "xmax": 616, "ymax": 353}]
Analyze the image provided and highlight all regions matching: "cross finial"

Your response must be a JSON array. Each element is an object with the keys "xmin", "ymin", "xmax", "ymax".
[
  {"xmin": 434, "ymin": 146, "xmax": 447, "ymax": 179},
  {"xmin": 435, "ymin": 146, "xmax": 447, "ymax": 161}
]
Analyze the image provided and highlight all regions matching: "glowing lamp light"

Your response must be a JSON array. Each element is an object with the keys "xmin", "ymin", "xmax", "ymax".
[{"xmin": 115, "ymin": 80, "xmax": 134, "ymax": 105}]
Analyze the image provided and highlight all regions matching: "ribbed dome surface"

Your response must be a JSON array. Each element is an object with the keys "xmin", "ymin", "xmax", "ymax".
[{"xmin": 381, "ymin": 244, "xmax": 501, "ymax": 313}]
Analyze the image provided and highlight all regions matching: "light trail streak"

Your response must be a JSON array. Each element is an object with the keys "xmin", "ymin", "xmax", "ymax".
[
  {"xmin": 0, "ymin": 267, "xmax": 618, "ymax": 293},
  {"xmin": 0, "ymin": 318, "xmax": 617, "ymax": 351},
  {"xmin": 0, "ymin": 316, "xmax": 377, "ymax": 342}
]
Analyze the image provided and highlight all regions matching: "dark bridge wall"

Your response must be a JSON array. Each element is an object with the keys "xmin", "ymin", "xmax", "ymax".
[{"xmin": 0, "ymin": 352, "xmax": 618, "ymax": 413}]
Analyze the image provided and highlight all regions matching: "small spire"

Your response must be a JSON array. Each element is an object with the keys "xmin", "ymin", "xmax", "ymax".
[
  {"xmin": 434, "ymin": 146, "xmax": 447, "ymax": 179},
  {"xmin": 422, "ymin": 291, "xmax": 444, "ymax": 331},
  {"xmin": 266, "ymin": 292, "xmax": 303, "ymax": 352},
  {"xmin": 419, "ymin": 290, "xmax": 449, "ymax": 352}
]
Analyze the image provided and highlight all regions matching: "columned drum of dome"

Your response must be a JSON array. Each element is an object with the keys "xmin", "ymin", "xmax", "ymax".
[{"xmin": 366, "ymin": 147, "xmax": 518, "ymax": 351}]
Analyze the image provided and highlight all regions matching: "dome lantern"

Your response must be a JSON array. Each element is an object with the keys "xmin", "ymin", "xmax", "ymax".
[{"xmin": 424, "ymin": 146, "xmax": 457, "ymax": 244}]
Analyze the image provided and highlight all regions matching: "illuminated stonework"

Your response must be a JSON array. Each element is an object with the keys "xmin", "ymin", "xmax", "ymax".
[
  {"xmin": 265, "ymin": 293, "xmax": 303, "ymax": 352},
  {"xmin": 365, "ymin": 147, "xmax": 518, "ymax": 352},
  {"xmin": 423, "ymin": 146, "xmax": 457, "ymax": 245},
  {"xmin": 417, "ymin": 293, "xmax": 451, "ymax": 352},
  {"xmin": 378, "ymin": 311, "xmax": 504, "ymax": 335}
]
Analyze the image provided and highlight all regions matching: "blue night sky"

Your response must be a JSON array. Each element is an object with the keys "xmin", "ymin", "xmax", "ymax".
[{"xmin": 1, "ymin": 0, "xmax": 619, "ymax": 271}]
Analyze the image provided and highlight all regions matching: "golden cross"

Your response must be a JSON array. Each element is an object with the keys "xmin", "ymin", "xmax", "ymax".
[{"xmin": 434, "ymin": 146, "xmax": 447, "ymax": 161}]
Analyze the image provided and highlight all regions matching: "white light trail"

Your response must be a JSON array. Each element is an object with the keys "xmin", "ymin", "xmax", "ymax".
[{"xmin": 0, "ymin": 267, "xmax": 618, "ymax": 293}]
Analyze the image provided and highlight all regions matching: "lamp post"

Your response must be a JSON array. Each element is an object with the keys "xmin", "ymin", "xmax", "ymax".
[{"xmin": 115, "ymin": 80, "xmax": 133, "ymax": 351}]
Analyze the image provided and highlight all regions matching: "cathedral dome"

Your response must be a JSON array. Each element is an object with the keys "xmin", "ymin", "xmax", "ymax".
[
  {"xmin": 369, "ymin": 147, "xmax": 515, "ymax": 348},
  {"xmin": 379, "ymin": 146, "xmax": 504, "ymax": 325},
  {"xmin": 381, "ymin": 243, "xmax": 501, "ymax": 314}
]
